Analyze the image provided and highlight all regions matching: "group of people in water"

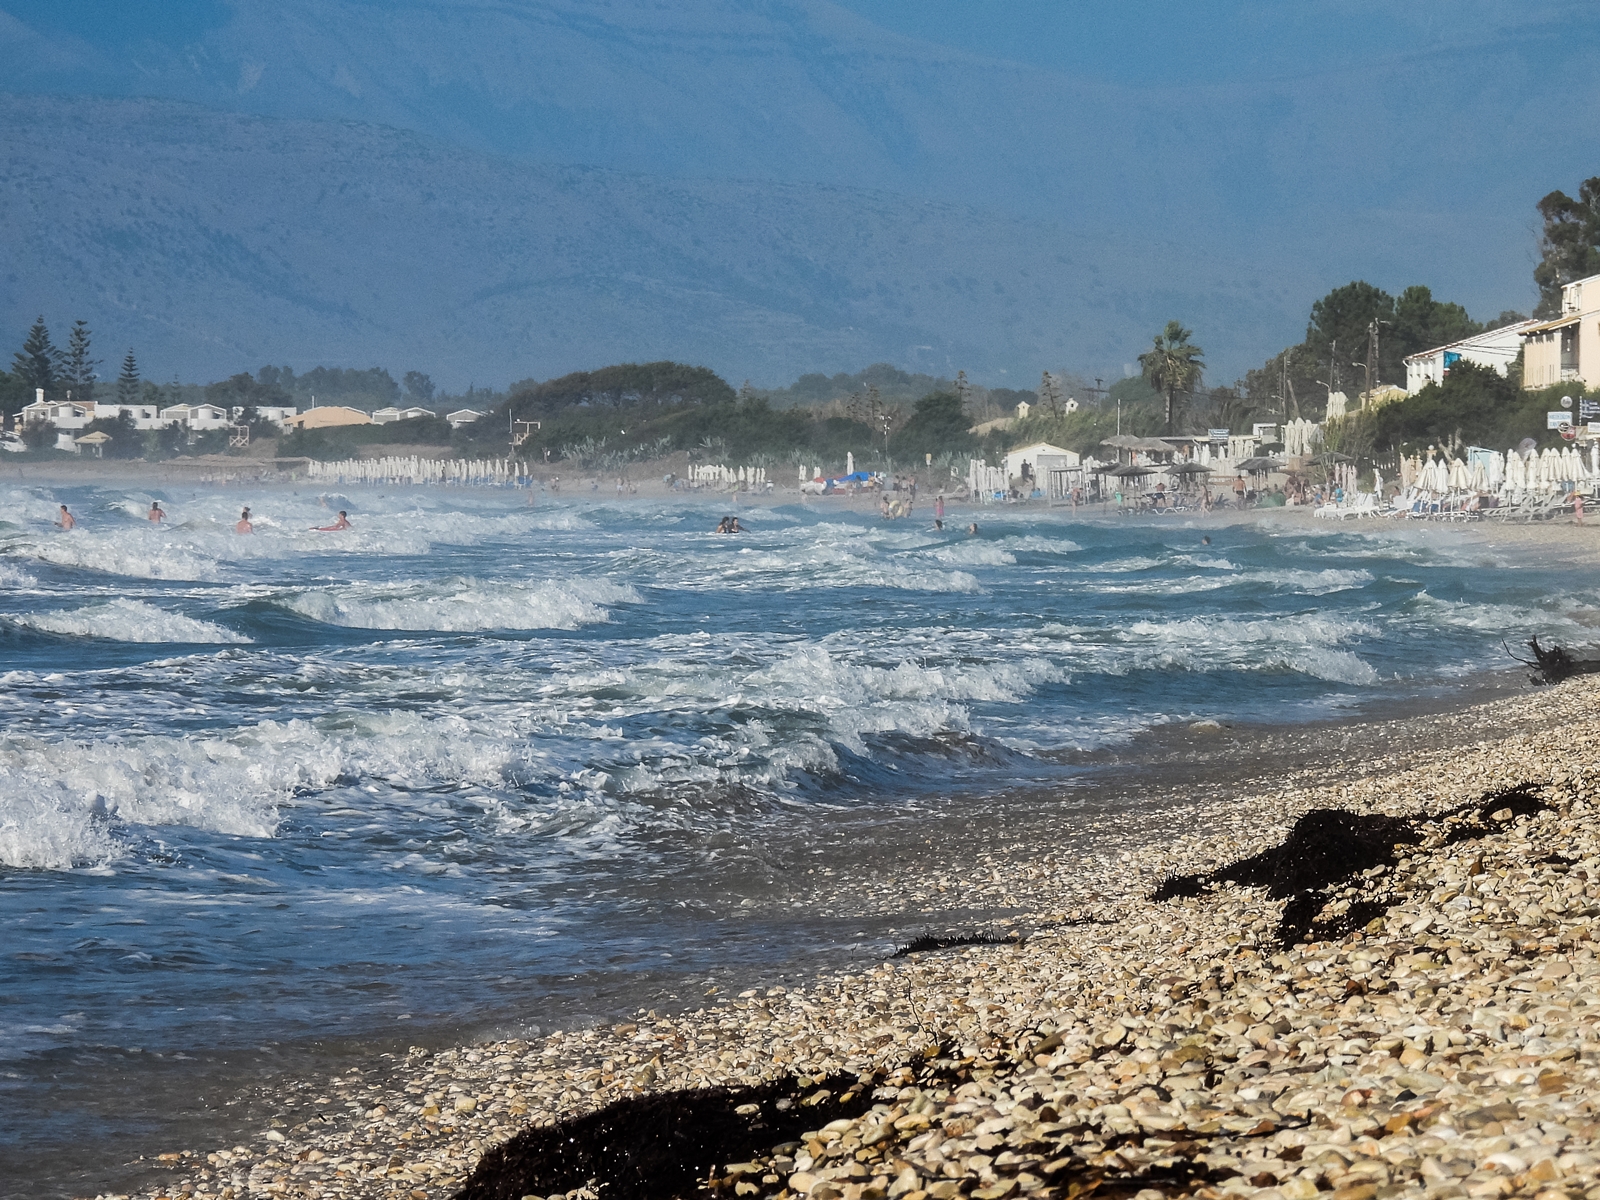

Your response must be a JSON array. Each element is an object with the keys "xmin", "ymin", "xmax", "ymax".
[
  {"xmin": 51, "ymin": 501, "xmax": 352, "ymax": 533},
  {"xmin": 713, "ymin": 515, "xmax": 744, "ymax": 533}
]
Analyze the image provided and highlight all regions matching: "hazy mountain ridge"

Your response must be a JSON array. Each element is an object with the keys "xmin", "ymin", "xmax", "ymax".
[{"xmin": 0, "ymin": 92, "xmax": 1300, "ymax": 386}]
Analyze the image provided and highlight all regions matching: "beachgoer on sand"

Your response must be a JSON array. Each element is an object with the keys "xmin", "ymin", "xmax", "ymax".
[
  {"xmin": 236, "ymin": 507, "xmax": 254, "ymax": 535},
  {"xmin": 149, "ymin": 501, "xmax": 165, "ymax": 523},
  {"xmin": 314, "ymin": 510, "xmax": 351, "ymax": 531},
  {"xmin": 56, "ymin": 504, "xmax": 75, "ymax": 530},
  {"xmin": 1233, "ymin": 475, "xmax": 1246, "ymax": 507}
]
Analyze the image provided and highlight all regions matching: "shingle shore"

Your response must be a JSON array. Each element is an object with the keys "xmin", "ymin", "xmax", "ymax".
[{"xmin": 105, "ymin": 680, "xmax": 1600, "ymax": 1200}]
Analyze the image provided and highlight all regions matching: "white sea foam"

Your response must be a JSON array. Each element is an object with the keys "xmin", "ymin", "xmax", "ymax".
[
  {"xmin": 1405, "ymin": 590, "xmax": 1598, "ymax": 634},
  {"xmin": 1116, "ymin": 612, "xmax": 1381, "ymax": 684},
  {"xmin": 997, "ymin": 535, "xmax": 1084, "ymax": 555},
  {"xmin": 0, "ymin": 709, "xmax": 532, "ymax": 870},
  {"xmin": 0, "ymin": 560, "xmax": 37, "ymax": 587},
  {"xmin": 279, "ymin": 576, "xmax": 639, "ymax": 631},
  {"xmin": 21, "ymin": 532, "xmax": 223, "ymax": 581},
  {"xmin": 9, "ymin": 598, "xmax": 250, "ymax": 643}
]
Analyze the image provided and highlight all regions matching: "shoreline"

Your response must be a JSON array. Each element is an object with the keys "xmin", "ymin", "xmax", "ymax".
[{"xmin": 90, "ymin": 676, "xmax": 1600, "ymax": 1200}]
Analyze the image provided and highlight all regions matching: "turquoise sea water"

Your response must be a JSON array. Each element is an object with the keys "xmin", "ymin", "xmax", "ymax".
[{"xmin": 0, "ymin": 483, "xmax": 1593, "ymax": 1195}]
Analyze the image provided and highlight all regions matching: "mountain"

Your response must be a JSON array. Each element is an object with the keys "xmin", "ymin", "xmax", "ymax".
[
  {"xmin": 4, "ymin": 0, "xmax": 1596, "ymax": 384},
  {"xmin": 0, "ymin": 92, "xmax": 1302, "ymax": 387}
]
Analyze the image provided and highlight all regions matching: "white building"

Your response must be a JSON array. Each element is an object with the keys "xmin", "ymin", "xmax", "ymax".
[
  {"xmin": 1003, "ymin": 441, "xmax": 1079, "ymax": 493},
  {"xmin": 160, "ymin": 403, "xmax": 231, "ymax": 430},
  {"xmin": 446, "ymin": 408, "xmax": 484, "ymax": 428},
  {"xmin": 1405, "ymin": 320, "xmax": 1539, "ymax": 393},
  {"xmin": 372, "ymin": 406, "xmax": 436, "ymax": 424},
  {"xmin": 93, "ymin": 403, "xmax": 164, "ymax": 430},
  {"xmin": 20, "ymin": 399, "xmax": 93, "ymax": 430},
  {"xmin": 231, "ymin": 405, "xmax": 298, "ymax": 428}
]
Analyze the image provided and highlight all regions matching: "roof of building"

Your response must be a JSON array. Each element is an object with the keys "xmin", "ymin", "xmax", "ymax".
[
  {"xmin": 1404, "ymin": 319, "xmax": 1541, "ymax": 361},
  {"xmin": 284, "ymin": 406, "xmax": 374, "ymax": 429}
]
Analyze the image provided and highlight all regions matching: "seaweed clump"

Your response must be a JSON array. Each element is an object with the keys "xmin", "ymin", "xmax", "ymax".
[
  {"xmin": 892, "ymin": 930, "xmax": 1021, "ymax": 957},
  {"xmin": 452, "ymin": 1071, "xmax": 878, "ymax": 1200},
  {"xmin": 1153, "ymin": 808, "xmax": 1419, "ymax": 947}
]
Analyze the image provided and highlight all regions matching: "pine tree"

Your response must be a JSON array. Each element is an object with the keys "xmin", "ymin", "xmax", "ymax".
[
  {"xmin": 65, "ymin": 320, "xmax": 100, "ymax": 406},
  {"xmin": 12, "ymin": 316, "xmax": 62, "ymax": 397},
  {"xmin": 117, "ymin": 349, "xmax": 141, "ymax": 405}
]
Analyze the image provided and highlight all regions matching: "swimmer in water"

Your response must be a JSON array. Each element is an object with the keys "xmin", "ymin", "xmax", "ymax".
[
  {"xmin": 728, "ymin": 517, "xmax": 743, "ymax": 533},
  {"xmin": 1201, "ymin": 535, "xmax": 1211, "ymax": 545},
  {"xmin": 314, "ymin": 510, "xmax": 351, "ymax": 531},
  {"xmin": 966, "ymin": 522, "xmax": 978, "ymax": 535},
  {"xmin": 715, "ymin": 516, "xmax": 731, "ymax": 533},
  {"xmin": 236, "ymin": 507, "xmax": 254, "ymax": 535},
  {"xmin": 56, "ymin": 504, "xmax": 75, "ymax": 530},
  {"xmin": 149, "ymin": 501, "xmax": 165, "ymax": 523}
]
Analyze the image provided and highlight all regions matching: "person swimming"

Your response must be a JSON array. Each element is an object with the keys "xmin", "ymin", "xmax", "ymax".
[
  {"xmin": 966, "ymin": 522, "xmax": 978, "ymax": 535},
  {"xmin": 715, "ymin": 516, "xmax": 731, "ymax": 533},
  {"xmin": 148, "ymin": 501, "xmax": 165, "ymax": 523},
  {"xmin": 729, "ymin": 517, "xmax": 743, "ymax": 533},
  {"xmin": 56, "ymin": 504, "xmax": 75, "ymax": 531},
  {"xmin": 236, "ymin": 507, "xmax": 254, "ymax": 535},
  {"xmin": 314, "ymin": 510, "xmax": 351, "ymax": 531}
]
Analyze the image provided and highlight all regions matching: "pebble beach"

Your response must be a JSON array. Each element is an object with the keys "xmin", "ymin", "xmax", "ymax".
[{"xmin": 97, "ymin": 671, "xmax": 1600, "ymax": 1200}]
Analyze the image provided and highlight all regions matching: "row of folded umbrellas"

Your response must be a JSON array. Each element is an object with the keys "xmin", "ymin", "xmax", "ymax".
[{"xmin": 1399, "ymin": 446, "xmax": 1600, "ymax": 493}]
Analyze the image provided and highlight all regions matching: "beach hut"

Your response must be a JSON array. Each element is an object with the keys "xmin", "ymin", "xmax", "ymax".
[{"xmin": 74, "ymin": 430, "xmax": 112, "ymax": 457}]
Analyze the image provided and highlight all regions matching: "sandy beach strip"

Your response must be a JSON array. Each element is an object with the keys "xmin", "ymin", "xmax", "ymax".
[{"xmin": 94, "ymin": 670, "xmax": 1600, "ymax": 1200}]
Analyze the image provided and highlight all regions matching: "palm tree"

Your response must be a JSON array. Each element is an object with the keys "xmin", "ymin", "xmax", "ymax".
[{"xmin": 1138, "ymin": 321, "xmax": 1205, "ymax": 434}]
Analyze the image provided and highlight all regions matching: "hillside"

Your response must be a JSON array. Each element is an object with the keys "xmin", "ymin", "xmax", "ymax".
[{"xmin": 0, "ymin": 93, "xmax": 1295, "ymax": 387}]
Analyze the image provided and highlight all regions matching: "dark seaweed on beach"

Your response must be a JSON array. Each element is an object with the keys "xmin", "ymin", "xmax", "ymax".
[
  {"xmin": 1439, "ymin": 785, "xmax": 1550, "ymax": 845},
  {"xmin": 1152, "ymin": 808, "xmax": 1420, "ymax": 947},
  {"xmin": 452, "ymin": 1071, "xmax": 878, "ymax": 1200},
  {"xmin": 891, "ymin": 930, "xmax": 1021, "ymax": 957},
  {"xmin": 1153, "ymin": 786, "xmax": 1549, "ymax": 948}
]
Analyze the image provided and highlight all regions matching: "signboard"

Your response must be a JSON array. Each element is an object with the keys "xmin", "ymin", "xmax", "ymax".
[
  {"xmin": 1589, "ymin": 422, "xmax": 1600, "ymax": 433},
  {"xmin": 1581, "ymin": 399, "xmax": 1600, "ymax": 421},
  {"xmin": 1549, "ymin": 411, "xmax": 1572, "ymax": 429},
  {"xmin": 1208, "ymin": 428, "xmax": 1230, "ymax": 443}
]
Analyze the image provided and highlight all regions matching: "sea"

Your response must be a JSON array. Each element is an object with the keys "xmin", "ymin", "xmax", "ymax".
[{"xmin": 1, "ymin": 480, "xmax": 1594, "ymax": 1197}]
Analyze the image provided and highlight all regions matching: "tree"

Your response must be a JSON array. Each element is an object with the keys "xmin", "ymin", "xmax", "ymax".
[
  {"xmin": 1392, "ymin": 285, "xmax": 1480, "ymax": 358},
  {"xmin": 1534, "ymin": 177, "xmax": 1600, "ymax": 318},
  {"xmin": 403, "ymin": 371, "xmax": 435, "ymax": 403},
  {"xmin": 1305, "ymin": 281, "xmax": 1397, "ymax": 387},
  {"xmin": 63, "ymin": 320, "xmax": 100, "ymax": 406},
  {"xmin": 21, "ymin": 419, "xmax": 57, "ymax": 450},
  {"xmin": 1038, "ymin": 372, "xmax": 1064, "ymax": 418},
  {"xmin": 1138, "ymin": 320, "xmax": 1205, "ymax": 434},
  {"xmin": 895, "ymin": 391, "xmax": 972, "ymax": 457},
  {"xmin": 117, "ymin": 350, "xmax": 141, "ymax": 405},
  {"xmin": 12, "ymin": 316, "xmax": 62, "ymax": 397},
  {"xmin": 79, "ymin": 413, "xmax": 140, "ymax": 458}
]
